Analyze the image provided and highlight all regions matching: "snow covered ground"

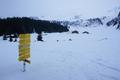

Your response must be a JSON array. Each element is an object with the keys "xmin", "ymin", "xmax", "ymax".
[{"xmin": 0, "ymin": 26, "xmax": 120, "ymax": 80}]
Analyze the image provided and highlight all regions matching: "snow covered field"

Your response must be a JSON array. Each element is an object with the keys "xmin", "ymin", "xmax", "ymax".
[{"xmin": 0, "ymin": 26, "xmax": 120, "ymax": 80}]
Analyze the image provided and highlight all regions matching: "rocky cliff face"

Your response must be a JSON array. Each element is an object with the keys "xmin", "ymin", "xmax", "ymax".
[{"xmin": 107, "ymin": 12, "xmax": 120, "ymax": 29}]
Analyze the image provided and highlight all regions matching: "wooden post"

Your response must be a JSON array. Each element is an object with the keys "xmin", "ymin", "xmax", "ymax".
[{"xmin": 23, "ymin": 61, "xmax": 26, "ymax": 72}]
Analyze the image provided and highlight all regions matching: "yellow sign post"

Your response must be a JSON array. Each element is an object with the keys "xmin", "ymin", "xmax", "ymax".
[{"xmin": 18, "ymin": 34, "xmax": 31, "ymax": 72}]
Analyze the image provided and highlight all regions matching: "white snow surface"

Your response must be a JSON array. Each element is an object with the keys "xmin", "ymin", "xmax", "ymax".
[{"xmin": 0, "ymin": 26, "xmax": 120, "ymax": 80}]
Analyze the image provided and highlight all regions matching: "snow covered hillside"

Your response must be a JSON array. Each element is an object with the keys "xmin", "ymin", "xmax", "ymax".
[
  {"xmin": 0, "ymin": 26, "xmax": 120, "ymax": 80},
  {"xmin": 52, "ymin": 6, "xmax": 120, "ymax": 29}
]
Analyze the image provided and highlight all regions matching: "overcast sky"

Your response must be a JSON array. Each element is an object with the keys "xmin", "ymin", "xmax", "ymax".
[{"xmin": 0, "ymin": 0, "xmax": 120, "ymax": 19}]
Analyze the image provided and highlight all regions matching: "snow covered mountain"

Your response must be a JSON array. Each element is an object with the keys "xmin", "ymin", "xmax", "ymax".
[
  {"xmin": 107, "ymin": 12, "xmax": 120, "ymax": 29},
  {"xmin": 51, "ymin": 6, "xmax": 120, "ymax": 29},
  {"xmin": 52, "ymin": 17, "xmax": 104, "ymax": 28}
]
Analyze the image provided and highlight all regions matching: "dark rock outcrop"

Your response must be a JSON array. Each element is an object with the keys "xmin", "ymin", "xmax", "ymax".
[{"xmin": 107, "ymin": 12, "xmax": 120, "ymax": 29}]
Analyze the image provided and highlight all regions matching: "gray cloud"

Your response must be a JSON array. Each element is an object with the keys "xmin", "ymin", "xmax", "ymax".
[{"xmin": 0, "ymin": 0, "xmax": 120, "ymax": 19}]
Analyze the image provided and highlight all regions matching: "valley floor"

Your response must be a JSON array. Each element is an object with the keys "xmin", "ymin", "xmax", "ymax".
[{"xmin": 0, "ymin": 26, "xmax": 120, "ymax": 80}]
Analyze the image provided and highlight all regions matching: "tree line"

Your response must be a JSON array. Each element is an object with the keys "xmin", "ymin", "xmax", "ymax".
[
  {"xmin": 0, "ymin": 17, "xmax": 69, "ymax": 36},
  {"xmin": 0, "ymin": 17, "xmax": 69, "ymax": 42}
]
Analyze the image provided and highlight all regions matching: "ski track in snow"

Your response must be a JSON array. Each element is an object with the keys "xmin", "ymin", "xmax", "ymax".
[{"xmin": 93, "ymin": 60, "xmax": 120, "ymax": 73}]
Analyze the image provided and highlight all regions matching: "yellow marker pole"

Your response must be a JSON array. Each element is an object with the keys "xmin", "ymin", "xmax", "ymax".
[{"xmin": 18, "ymin": 34, "xmax": 31, "ymax": 72}]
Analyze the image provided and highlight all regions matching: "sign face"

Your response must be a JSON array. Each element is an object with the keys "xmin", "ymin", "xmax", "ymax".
[{"xmin": 18, "ymin": 34, "xmax": 31, "ymax": 63}]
